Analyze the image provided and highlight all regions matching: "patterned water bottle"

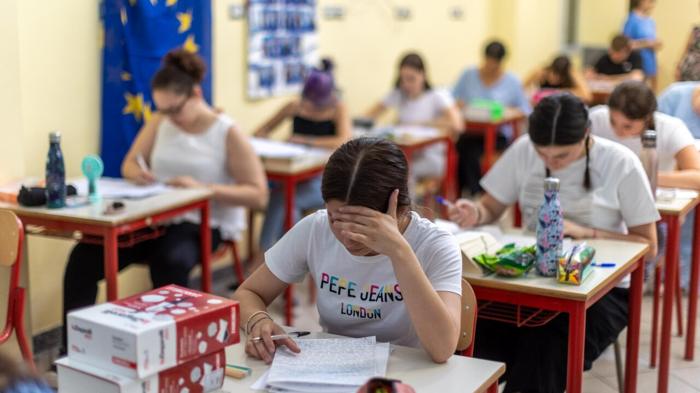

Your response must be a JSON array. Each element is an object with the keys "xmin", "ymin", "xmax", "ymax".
[
  {"xmin": 46, "ymin": 131, "xmax": 66, "ymax": 209},
  {"xmin": 536, "ymin": 177, "xmax": 563, "ymax": 276}
]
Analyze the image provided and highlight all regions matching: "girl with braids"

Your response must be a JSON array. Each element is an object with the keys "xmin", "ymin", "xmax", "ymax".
[{"xmin": 448, "ymin": 93, "xmax": 658, "ymax": 392}]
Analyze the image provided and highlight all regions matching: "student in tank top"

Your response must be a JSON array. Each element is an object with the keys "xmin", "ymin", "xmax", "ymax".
[
  {"xmin": 61, "ymin": 49, "xmax": 268, "ymax": 353},
  {"xmin": 448, "ymin": 93, "xmax": 658, "ymax": 393},
  {"xmin": 253, "ymin": 58, "xmax": 351, "ymax": 261}
]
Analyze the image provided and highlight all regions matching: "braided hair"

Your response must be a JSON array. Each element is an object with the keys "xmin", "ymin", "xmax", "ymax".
[{"xmin": 529, "ymin": 93, "xmax": 592, "ymax": 190}]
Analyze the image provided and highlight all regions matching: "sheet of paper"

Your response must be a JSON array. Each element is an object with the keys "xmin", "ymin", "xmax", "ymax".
[
  {"xmin": 73, "ymin": 177, "xmax": 170, "ymax": 199},
  {"xmin": 267, "ymin": 337, "xmax": 376, "ymax": 388},
  {"xmin": 251, "ymin": 340, "xmax": 391, "ymax": 393}
]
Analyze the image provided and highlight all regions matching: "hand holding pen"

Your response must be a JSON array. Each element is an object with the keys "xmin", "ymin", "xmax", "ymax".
[
  {"xmin": 245, "ymin": 317, "xmax": 301, "ymax": 364},
  {"xmin": 437, "ymin": 196, "xmax": 480, "ymax": 228}
]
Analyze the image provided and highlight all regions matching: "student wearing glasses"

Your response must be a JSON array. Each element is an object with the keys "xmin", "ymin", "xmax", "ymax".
[{"xmin": 61, "ymin": 49, "xmax": 268, "ymax": 352}]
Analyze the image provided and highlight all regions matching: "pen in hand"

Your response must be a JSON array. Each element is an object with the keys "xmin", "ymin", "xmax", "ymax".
[
  {"xmin": 250, "ymin": 331, "xmax": 310, "ymax": 343},
  {"xmin": 435, "ymin": 196, "xmax": 454, "ymax": 208}
]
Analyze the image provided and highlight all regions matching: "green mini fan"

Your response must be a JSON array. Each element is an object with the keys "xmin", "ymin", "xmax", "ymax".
[{"xmin": 81, "ymin": 155, "xmax": 104, "ymax": 203}]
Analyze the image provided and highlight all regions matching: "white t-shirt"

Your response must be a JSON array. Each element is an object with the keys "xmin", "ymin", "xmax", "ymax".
[
  {"xmin": 590, "ymin": 106, "xmax": 696, "ymax": 171},
  {"xmin": 481, "ymin": 135, "xmax": 660, "ymax": 233},
  {"xmin": 382, "ymin": 88, "xmax": 455, "ymax": 178},
  {"xmin": 265, "ymin": 210, "xmax": 463, "ymax": 348},
  {"xmin": 382, "ymin": 88, "xmax": 455, "ymax": 124}
]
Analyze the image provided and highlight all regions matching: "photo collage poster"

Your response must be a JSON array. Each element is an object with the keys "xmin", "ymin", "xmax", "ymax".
[{"xmin": 247, "ymin": 0, "xmax": 318, "ymax": 99}]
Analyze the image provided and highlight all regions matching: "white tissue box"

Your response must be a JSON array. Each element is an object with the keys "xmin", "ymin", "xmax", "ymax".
[
  {"xmin": 67, "ymin": 285, "xmax": 239, "ymax": 378},
  {"xmin": 56, "ymin": 349, "xmax": 225, "ymax": 393}
]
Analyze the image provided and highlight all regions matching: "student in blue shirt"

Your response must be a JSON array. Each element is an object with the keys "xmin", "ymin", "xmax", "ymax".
[
  {"xmin": 658, "ymin": 81, "xmax": 700, "ymax": 291},
  {"xmin": 658, "ymin": 81, "xmax": 700, "ymax": 138},
  {"xmin": 451, "ymin": 40, "xmax": 531, "ymax": 195},
  {"xmin": 623, "ymin": 0, "xmax": 662, "ymax": 91}
]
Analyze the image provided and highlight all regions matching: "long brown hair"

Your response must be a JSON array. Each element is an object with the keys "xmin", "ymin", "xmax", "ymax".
[{"xmin": 322, "ymin": 138, "xmax": 411, "ymax": 213}]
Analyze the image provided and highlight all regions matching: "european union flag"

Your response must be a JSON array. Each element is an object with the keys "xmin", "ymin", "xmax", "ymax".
[{"xmin": 100, "ymin": 0, "xmax": 212, "ymax": 177}]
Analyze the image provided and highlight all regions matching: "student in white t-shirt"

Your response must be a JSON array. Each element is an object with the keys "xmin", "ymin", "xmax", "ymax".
[
  {"xmin": 365, "ymin": 52, "xmax": 462, "ymax": 179},
  {"xmin": 590, "ymin": 80, "xmax": 700, "ymax": 292},
  {"xmin": 590, "ymin": 80, "xmax": 700, "ymax": 190},
  {"xmin": 233, "ymin": 138, "xmax": 464, "ymax": 364},
  {"xmin": 448, "ymin": 94, "xmax": 658, "ymax": 393}
]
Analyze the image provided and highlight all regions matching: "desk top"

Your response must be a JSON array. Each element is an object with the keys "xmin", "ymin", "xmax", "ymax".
[
  {"xmin": 656, "ymin": 189, "xmax": 700, "ymax": 217},
  {"xmin": 223, "ymin": 331, "xmax": 505, "ymax": 393},
  {"xmin": 463, "ymin": 237, "xmax": 648, "ymax": 301},
  {"xmin": 0, "ymin": 186, "xmax": 212, "ymax": 227},
  {"xmin": 463, "ymin": 107, "xmax": 525, "ymax": 125}
]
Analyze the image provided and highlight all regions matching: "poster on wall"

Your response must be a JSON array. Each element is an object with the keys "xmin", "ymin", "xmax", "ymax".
[{"xmin": 247, "ymin": 0, "xmax": 318, "ymax": 99}]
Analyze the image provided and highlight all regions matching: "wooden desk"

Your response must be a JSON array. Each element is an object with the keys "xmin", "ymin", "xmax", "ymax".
[
  {"xmin": 586, "ymin": 79, "xmax": 617, "ymax": 106},
  {"xmin": 223, "ymin": 331, "xmax": 506, "ymax": 393},
  {"xmin": 0, "ymin": 185, "xmax": 213, "ymax": 301},
  {"xmin": 463, "ymin": 237, "xmax": 649, "ymax": 393},
  {"xmin": 654, "ymin": 192, "xmax": 700, "ymax": 393},
  {"xmin": 463, "ymin": 108, "xmax": 526, "ymax": 174}
]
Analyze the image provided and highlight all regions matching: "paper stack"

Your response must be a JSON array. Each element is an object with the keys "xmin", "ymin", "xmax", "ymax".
[
  {"xmin": 57, "ymin": 285, "xmax": 240, "ymax": 393},
  {"xmin": 252, "ymin": 337, "xmax": 390, "ymax": 393}
]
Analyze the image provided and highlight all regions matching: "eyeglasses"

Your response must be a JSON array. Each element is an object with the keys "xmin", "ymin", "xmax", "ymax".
[{"xmin": 158, "ymin": 92, "xmax": 191, "ymax": 116}]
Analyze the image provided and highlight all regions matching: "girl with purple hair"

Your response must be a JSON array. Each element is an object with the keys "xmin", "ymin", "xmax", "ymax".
[{"xmin": 253, "ymin": 58, "xmax": 352, "ymax": 262}]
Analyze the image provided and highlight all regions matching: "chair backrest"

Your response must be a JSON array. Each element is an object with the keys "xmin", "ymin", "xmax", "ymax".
[
  {"xmin": 456, "ymin": 278, "xmax": 477, "ymax": 355},
  {"xmin": 0, "ymin": 210, "xmax": 22, "ymax": 267}
]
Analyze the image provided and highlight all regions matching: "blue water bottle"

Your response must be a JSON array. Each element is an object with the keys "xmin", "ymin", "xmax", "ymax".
[
  {"xmin": 536, "ymin": 177, "xmax": 563, "ymax": 276},
  {"xmin": 46, "ymin": 131, "xmax": 66, "ymax": 209}
]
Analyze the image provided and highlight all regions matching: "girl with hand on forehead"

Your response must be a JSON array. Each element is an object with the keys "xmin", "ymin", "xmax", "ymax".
[
  {"xmin": 233, "ymin": 138, "xmax": 464, "ymax": 364},
  {"xmin": 448, "ymin": 93, "xmax": 658, "ymax": 393}
]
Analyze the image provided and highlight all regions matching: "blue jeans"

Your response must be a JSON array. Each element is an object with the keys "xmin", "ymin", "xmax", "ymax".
[
  {"xmin": 260, "ymin": 175, "xmax": 324, "ymax": 251},
  {"xmin": 680, "ymin": 210, "xmax": 696, "ymax": 291}
]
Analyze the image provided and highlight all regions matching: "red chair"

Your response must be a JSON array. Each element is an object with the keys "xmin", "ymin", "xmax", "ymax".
[
  {"xmin": 0, "ymin": 210, "xmax": 34, "ymax": 370},
  {"xmin": 212, "ymin": 240, "xmax": 245, "ymax": 286},
  {"xmin": 457, "ymin": 278, "xmax": 478, "ymax": 356}
]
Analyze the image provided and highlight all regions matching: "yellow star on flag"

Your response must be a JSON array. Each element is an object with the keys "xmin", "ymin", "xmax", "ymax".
[
  {"xmin": 183, "ymin": 34, "xmax": 199, "ymax": 53},
  {"xmin": 129, "ymin": 0, "xmax": 137, "ymax": 6},
  {"xmin": 123, "ymin": 93, "xmax": 145, "ymax": 122},
  {"xmin": 177, "ymin": 10, "xmax": 192, "ymax": 33},
  {"xmin": 120, "ymin": 7, "xmax": 128, "ymax": 25},
  {"xmin": 143, "ymin": 103, "xmax": 153, "ymax": 123},
  {"xmin": 120, "ymin": 72, "xmax": 132, "ymax": 81},
  {"xmin": 166, "ymin": 0, "xmax": 177, "ymax": 6}
]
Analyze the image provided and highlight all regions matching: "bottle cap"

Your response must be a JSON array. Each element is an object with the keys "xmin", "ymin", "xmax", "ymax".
[
  {"xmin": 544, "ymin": 177, "xmax": 560, "ymax": 192},
  {"xmin": 49, "ymin": 131, "xmax": 61, "ymax": 143},
  {"xmin": 641, "ymin": 130, "xmax": 657, "ymax": 147}
]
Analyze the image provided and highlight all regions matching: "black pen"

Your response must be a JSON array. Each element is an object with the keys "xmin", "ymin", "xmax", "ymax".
[{"xmin": 250, "ymin": 331, "xmax": 310, "ymax": 343}]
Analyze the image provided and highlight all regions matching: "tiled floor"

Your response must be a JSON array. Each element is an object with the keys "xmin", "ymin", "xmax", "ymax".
[{"xmin": 264, "ymin": 277, "xmax": 700, "ymax": 393}]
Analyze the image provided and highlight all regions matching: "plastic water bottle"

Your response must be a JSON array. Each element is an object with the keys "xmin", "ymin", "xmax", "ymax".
[
  {"xmin": 536, "ymin": 177, "xmax": 563, "ymax": 276},
  {"xmin": 639, "ymin": 130, "xmax": 658, "ymax": 199},
  {"xmin": 46, "ymin": 131, "xmax": 66, "ymax": 209}
]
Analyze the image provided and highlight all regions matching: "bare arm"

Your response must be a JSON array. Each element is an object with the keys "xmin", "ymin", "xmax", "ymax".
[
  {"xmin": 253, "ymin": 101, "xmax": 297, "ymax": 138},
  {"xmin": 333, "ymin": 193, "xmax": 461, "ymax": 363},
  {"xmin": 448, "ymin": 193, "xmax": 509, "ymax": 228},
  {"xmin": 522, "ymin": 68, "xmax": 544, "ymax": 90},
  {"xmin": 569, "ymin": 70, "xmax": 593, "ymax": 103},
  {"xmin": 121, "ymin": 114, "xmax": 162, "ymax": 184},
  {"xmin": 209, "ymin": 126, "xmax": 269, "ymax": 210},
  {"xmin": 658, "ymin": 145, "xmax": 700, "ymax": 191},
  {"xmin": 232, "ymin": 265, "xmax": 299, "ymax": 363},
  {"xmin": 365, "ymin": 102, "xmax": 388, "ymax": 120},
  {"xmin": 563, "ymin": 221, "xmax": 657, "ymax": 260}
]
